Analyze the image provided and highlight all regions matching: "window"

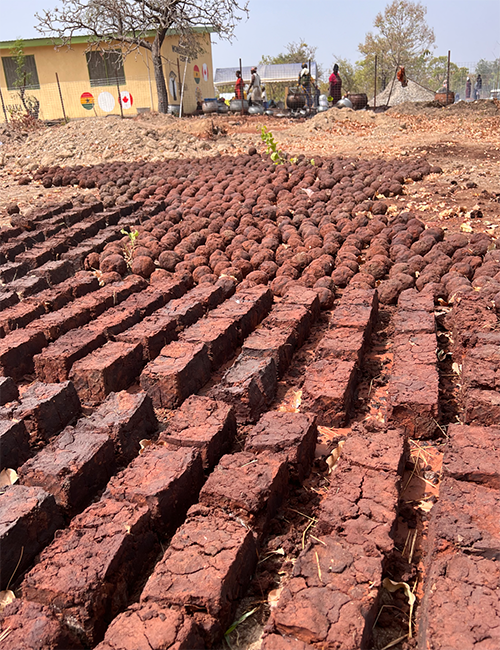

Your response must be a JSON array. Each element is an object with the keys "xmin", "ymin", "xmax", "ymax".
[
  {"xmin": 86, "ymin": 50, "xmax": 125, "ymax": 87},
  {"xmin": 2, "ymin": 55, "xmax": 40, "ymax": 90},
  {"xmin": 169, "ymin": 71, "xmax": 177, "ymax": 101}
]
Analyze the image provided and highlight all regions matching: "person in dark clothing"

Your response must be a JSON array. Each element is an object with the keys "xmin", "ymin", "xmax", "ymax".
[
  {"xmin": 466, "ymin": 76, "xmax": 471, "ymax": 99},
  {"xmin": 475, "ymin": 74, "xmax": 482, "ymax": 99},
  {"xmin": 329, "ymin": 64, "xmax": 342, "ymax": 104},
  {"xmin": 234, "ymin": 70, "xmax": 244, "ymax": 100},
  {"xmin": 298, "ymin": 63, "xmax": 312, "ymax": 107}
]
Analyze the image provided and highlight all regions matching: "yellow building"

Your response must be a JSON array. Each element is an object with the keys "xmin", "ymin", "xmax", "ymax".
[{"xmin": 0, "ymin": 29, "xmax": 215, "ymax": 121}]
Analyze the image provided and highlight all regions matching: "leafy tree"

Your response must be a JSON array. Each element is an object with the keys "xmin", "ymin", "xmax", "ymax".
[
  {"xmin": 358, "ymin": 0, "xmax": 435, "ymax": 94},
  {"xmin": 476, "ymin": 58, "xmax": 500, "ymax": 91},
  {"xmin": 9, "ymin": 39, "xmax": 40, "ymax": 119},
  {"xmin": 423, "ymin": 55, "xmax": 468, "ymax": 92},
  {"xmin": 36, "ymin": 0, "xmax": 248, "ymax": 113}
]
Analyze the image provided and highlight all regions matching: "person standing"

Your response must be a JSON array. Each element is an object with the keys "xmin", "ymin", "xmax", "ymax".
[
  {"xmin": 262, "ymin": 85, "xmax": 268, "ymax": 109},
  {"xmin": 299, "ymin": 63, "xmax": 312, "ymax": 107},
  {"xmin": 329, "ymin": 64, "xmax": 342, "ymax": 104},
  {"xmin": 247, "ymin": 66, "xmax": 262, "ymax": 105},
  {"xmin": 234, "ymin": 70, "xmax": 244, "ymax": 100},
  {"xmin": 466, "ymin": 76, "xmax": 471, "ymax": 99},
  {"xmin": 475, "ymin": 74, "xmax": 482, "ymax": 99}
]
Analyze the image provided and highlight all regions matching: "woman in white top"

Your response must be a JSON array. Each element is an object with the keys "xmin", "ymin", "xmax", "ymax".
[{"xmin": 248, "ymin": 67, "xmax": 262, "ymax": 103}]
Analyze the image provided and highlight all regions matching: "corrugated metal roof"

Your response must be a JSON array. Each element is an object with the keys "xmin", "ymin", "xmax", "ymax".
[{"xmin": 214, "ymin": 62, "xmax": 318, "ymax": 87}]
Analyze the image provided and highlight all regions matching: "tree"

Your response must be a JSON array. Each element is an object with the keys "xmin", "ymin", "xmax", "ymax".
[
  {"xmin": 261, "ymin": 39, "xmax": 324, "ymax": 81},
  {"xmin": 358, "ymin": 0, "xmax": 435, "ymax": 92},
  {"xmin": 9, "ymin": 39, "xmax": 40, "ymax": 119},
  {"xmin": 36, "ymin": 0, "xmax": 248, "ymax": 113}
]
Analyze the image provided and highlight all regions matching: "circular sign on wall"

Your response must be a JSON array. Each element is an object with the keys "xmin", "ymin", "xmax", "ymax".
[
  {"xmin": 80, "ymin": 92, "xmax": 95, "ymax": 110},
  {"xmin": 98, "ymin": 91, "xmax": 115, "ymax": 112},
  {"xmin": 202, "ymin": 63, "xmax": 208, "ymax": 82},
  {"xmin": 193, "ymin": 65, "xmax": 200, "ymax": 84},
  {"xmin": 119, "ymin": 91, "xmax": 134, "ymax": 109}
]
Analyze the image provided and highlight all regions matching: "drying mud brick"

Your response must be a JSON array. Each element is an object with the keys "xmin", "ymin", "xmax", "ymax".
[
  {"xmin": 0, "ymin": 420, "xmax": 29, "ymax": 470},
  {"xmin": 265, "ymin": 535, "xmax": 382, "ymax": 649},
  {"xmin": 199, "ymin": 451, "xmax": 288, "ymax": 538},
  {"xmin": 282, "ymin": 285, "xmax": 321, "ymax": 320},
  {"xmin": 392, "ymin": 332, "xmax": 438, "ymax": 369},
  {"xmin": 77, "ymin": 390, "xmax": 158, "ymax": 464},
  {"xmin": 462, "ymin": 344, "xmax": 500, "ymax": 391},
  {"xmin": 0, "ymin": 600, "xmax": 83, "ymax": 650},
  {"xmin": 104, "ymin": 446, "xmax": 204, "ymax": 534},
  {"xmin": 210, "ymin": 355, "xmax": 277, "ymax": 423},
  {"xmin": 116, "ymin": 311, "xmax": 178, "ymax": 361},
  {"xmin": 464, "ymin": 388, "xmax": 500, "ymax": 425},
  {"xmin": 315, "ymin": 327, "xmax": 368, "ymax": 363},
  {"xmin": 339, "ymin": 424, "xmax": 406, "ymax": 476},
  {"xmin": 179, "ymin": 317, "xmax": 239, "ymax": 370},
  {"xmin": 0, "ymin": 301, "xmax": 45, "ymax": 338},
  {"xmin": 0, "ymin": 485, "xmax": 63, "ymax": 590},
  {"xmin": 140, "ymin": 341, "xmax": 211, "ymax": 409},
  {"xmin": 69, "ymin": 341, "xmax": 143, "ymax": 405},
  {"xmin": 34, "ymin": 328, "xmax": 107, "ymax": 382},
  {"xmin": 32, "ymin": 259, "xmax": 74, "ymax": 286},
  {"xmin": 418, "ymin": 551, "xmax": 500, "ymax": 650},
  {"xmin": 0, "ymin": 290, "xmax": 19, "ymax": 312},
  {"xmin": 244, "ymin": 411, "xmax": 317, "ymax": 482},
  {"xmin": 442, "ymin": 424, "xmax": 500, "ymax": 488},
  {"xmin": 0, "ymin": 377, "xmax": 19, "ymax": 404},
  {"xmin": 397, "ymin": 288, "xmax": 435, "ymax": 312},
  {"xmin": 264, "ymin": 304, "xmax": 314, "ymax": 349},
  {"xmin": 18, "ymin": 429, "xmax": 116, "ymax": 515},
  {"xmin": 301, "ymin": 359, "xmax": 357, "ymax": 426},
  {"xmin": 392, "ymin": 309, "xmax": 436, "ymax": 334},
  {"xmin": 22, "ymin": 498, "xmax": 157, "ymax": 647},
  {"xmin": 261, "ymin": 635, "xmax": 315, "ymax": 650},
  {"xmin": 12, "ymin": 381, "xmax": 80, "ymax": 442},
  {"xmin": 387, "ymin": 366, "xmax": 440, "ymax": 438},
  {"xmin": 208, "ymin": 285, "xmax": 273, "ymax": 341},
  {"xmin": 446, "ymin": 293, "xmax": 498, "ymax": 360},
  {"xmin": 159, "ymin": 294, "xmax": 205, "ymax": 330},
  {"xmin": 188, "ymin": 281, "xmax": 235, "ymax": 310},
  {"xmin": 141, "ymin": 506, "xmax": 257, "ymax": 644},
  {"xmin": 159, "ymin": 395, "xmax": 236, "ymax": 470},
  {"xmin": 149, "ymin": 271, "xmax": 193, "ymax": 298},
  {"xmin": 329, "ymin": 287, "xmax": 378, "ymax": 333},
  {"xmin": 242, "ymin": 326, "xmax": 296, "ymax": 376},
  {"xmin": 95, "ymin": 603, "xmax": 204, "ymax": 650},
  {"xmin": 0, "ymin": 260, "xmax": 29, "ymax": 284},
  {"xmin": 0, "ymin": 329, "xmax": 47, "ymax": 380}
]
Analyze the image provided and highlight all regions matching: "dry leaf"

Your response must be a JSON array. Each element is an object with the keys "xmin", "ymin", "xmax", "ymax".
[
  {"xmin": 415, "ymin": 500, "xmax": 434, "ymax": 513},
  {"xmin": 0, "ymin": 590, "xmax": 15, "ymax": 612},
  {"xmin": 268, "ymin": 587, "xmax": 283, "ymax": 609},
  {"xmin": 452, "ymin": 362, "xmax": 462, "ymax": 375},
  {"xmin": 278, "ymin": 389, "xmax": 302, "ymax": 413},
  {"xmin": 139, "ymin": 439, "xmax": 153, "ymax": 455},
  {"xmin": 325, "ymin": 440, "xmax": 345, "ymax": 474},
  {"xmin": 382, "ymin": 578, "xmax": 416, "ymax": 638},
  {"xmin": 0, "ymin": 469, "xmax": 18, "ymax": 489},
  {"xmin": 460, "ymin": 222, "xmax": 473, "ymax": 233}
]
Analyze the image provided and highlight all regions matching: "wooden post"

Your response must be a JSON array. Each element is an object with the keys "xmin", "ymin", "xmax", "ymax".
[
  {"xmin": 115, "ymin": 75, "xmax": 124, "ymax": 118},
  {"xmin": 239, "ymin": 58, "xmax": 244, "ymax": 116},
  {"xmin": 55, "ymin": 73, "xmax": 68, "ymax": 123},
  {"xmin": 374, "ymin": 55, "xmax": 377, "ymax": 109},
  {"xmin": 0, "ymin": 85, "xmax": 8, "ymax": 123},
  {"xmin": 446, "ymin": 50, "xmax": 451, "ymax": 104}
]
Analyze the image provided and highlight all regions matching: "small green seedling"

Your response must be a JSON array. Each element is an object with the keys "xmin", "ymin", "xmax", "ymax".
[
  {"xmin": 260, "ymin": 126, "xmax": 286, "ymax": 165},
  {"xmin": 224, "ymin": 607, "xmax": 257, "ymax": 648},
  {"xmin": 121, "ymin": 228, "xmax": 139, "ymax": 268}
]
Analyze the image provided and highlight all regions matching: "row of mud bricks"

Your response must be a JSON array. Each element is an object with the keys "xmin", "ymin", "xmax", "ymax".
[{"xmin": 0, "ymin": 196, "xmax": 498, "ymax": 649}]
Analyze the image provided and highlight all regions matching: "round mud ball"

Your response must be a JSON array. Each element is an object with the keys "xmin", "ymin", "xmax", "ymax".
[
  {"xmin": 232, "ymin": 258, "xmax": 253, "ymax": 278},
  {"xmin": 100, "ymin": 271, "xmax": 122, "ymax": 285},
  {"xmin": 213, "ymin": 260, "xmax": 232, "ymax": 276},
  {"xmin": 158, "ymin": 251, "xmax": 181, "ymax": 272},
  {"xmin": 132, "ymin": 246, "xmax": 154, "ymax": 260},
  {"xmin": 411, "ymin": 237, "xmax": 435, "ymax": 257},
  {"xmin": 6, "ymin": 202, "xmax": 20, "ymax": 214},
  {"xmin": 248, "ymin": 147, "xmax": 257, "ymax": 156},
  {"xmin": 331, "ymin": 265, "xmax": 355, "ymax": 287},
  {"xmin": 377, "ymin": 278, "xmax": 405, "ymax": 305},
  {"xmin": 371, "ymin": 202, "xmax": 388, "ymax": 215},
  {"xmin": 236, "ymin": 279, "xmax": 257, "ymax": 292},
  {"xmin": 420, "ymin": 282, "xmax": 446, "ymax": 301},
  {"xmin": 198, "ymin": 273, "xmax": 218, "ymax": 285},
  {"xmin": 131, "ymin": 255, "xmax": 155, "ymax": 278},
  {"xmin": 391, "ymin": 272, "xmax": 415, "ymax": 290},
  {"xmin": 192, "ymin": 265, "xmax": 212, "ymax": 284},
  {"xmin": 100, "ymin": 253, "xmax": 127, "ymax": 276},
  {"xmin": 259, "ymin": 260, "xmax": 278, "ymax": 280},
  {"xmin": 220, "ymin": 266, "xmax": 243, "ymax": 283},
  {"xmin": 314, "ymin": 276, "xmax": 335, "ymax": 292},
  {"xmin": 175, "ymin": 260, "xmax": 196, "ymax": 274},
  {"xmin": 415, "ymin": 269, "xmax": 442, "ymax": 291},
  {"xmin": 84, "ymin": 252, "xmax": 100, "ymax": 270},
  {"xmin": 315, "ymin": 287, "xmax": 334, "ymax": 309},
  {"xmin": 350, "ymin": 272, "xmax": 376, "ymax": 288},
  {"xmin": 246, "ymin": 270, "xmax": 269, "ymax": 285},
  {"xmin": 446, "ymin": 276, "xmax": 472, "ymax": 296},
  {"xmin": 216, "ymin": 276, "xmax": 237, "ymax": 295},
  {"xmin": 363, "ymin": 259, "xmax": 388, "ymax": 281},
  {"xmin": 270, "ymin": 276, "xmax": 293, "ymax": 297}
]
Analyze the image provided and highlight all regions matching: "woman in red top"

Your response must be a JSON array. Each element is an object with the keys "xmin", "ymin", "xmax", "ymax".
[
  {"xmin": 235, "ymin": 70, "xmax": 244, "ymax": 99},
  {"xmin": 329, "ymin": 64, "xmax": 342, "ymax": 104}
]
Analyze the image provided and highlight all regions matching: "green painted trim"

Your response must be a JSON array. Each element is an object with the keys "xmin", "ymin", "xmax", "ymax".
[{"xmin": 0, "ymin": 26, "xmax": 214, "ymax": 50}]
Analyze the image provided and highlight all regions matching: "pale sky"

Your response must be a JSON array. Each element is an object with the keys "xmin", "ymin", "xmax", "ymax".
[{"xmin": 1, "ymin": 0, "xmax": 499, "ymax": 73}]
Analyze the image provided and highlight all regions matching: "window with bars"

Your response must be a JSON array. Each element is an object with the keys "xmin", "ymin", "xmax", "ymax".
[
  {"xmin": 86, "ymin": 50, "xmax": 125, "ymax": 87},
  {"xmin": 1, "ymin": 55, "xmax": 40, "ymax": 90}
]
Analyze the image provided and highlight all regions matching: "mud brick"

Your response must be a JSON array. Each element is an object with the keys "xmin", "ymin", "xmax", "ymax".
[
  {"xmin": 11, "ymin": 274, "xmax": 49, "ymax": 298},
  {"xmin": 29, "ymin": 302, "xmax": 94, "ymax": 341},
  {"xmin": 35, "ymin": 329, "xmax": 107, "ymax": 382},
  {"xmin": 200, "ymin": 451, "xmax": 288, "ymax": 538},
  {"xmin": 0, "ymin": 290, "xmax": 19, "ymax": 311},
  {"xmin": 443, "ymin": 424, "xmax": 500, "ymax": 488},
  {"xmin": 0, "ymin": 485, "xmax": 63, "ymax": 590},
  {"xmin": 464, "ymin": 388, "xmax": 500, "ymax": 426},
  {"xmin": 446, "ymin": 293, "xmax": 497, "ymax": 360},
  {"xmin": 397, "ymin": 287, "xmax": 435, "ymax": 312},
  {"xmin": 0, "ymin": 376, "xmax": 18, "ymax": 404},
  {"xmin": 428, "ymin": 476, "xmax": 500, "ymax": 559},
  {"xmin": 22, "ymin": 498, "xmax": 156, "ymax": 646},
  {"xmin": 188, "ymin": 281, "xmax": 234, "ymax": 310},
  {"xmin": 2, "ymin": 241, "xmax": 25, "ymax": 261},
  {"xmin": 101, "ymin": 209, "xmax": 121, "ymax": 226},
  {"xmin": 267, "ymin": 535, "xmax": 383, "ymax": 649},
  {"xmin": 141, "ymin": 506, "xmax": 257, "ymax": 643},
  {"xmin": 61, "ymin": 242, "xmax": 100, "ymax": 268},
  {"xmin": 77, "ymin": 276, "xmax": 147, "ymax": 320},
  {"xmin": 159, "ymin": 395, "xmax": 236, "ymax": 470},
  {"xmin": 116, "ymin": 311, "xmax": 178, "ymax": 361},
  {"xmin": 70, "ymin": 341, "xmax": 143, "ymax": 405},
  {"xmin": 78, "ymin": 390, "xmax": 158, "ymax": 464},
  {"xmin": 0, "ymin": 301, "xmax": 46, "ymax": 337},
  {"xmin": 393, "ymin": 309, "xmax": 436, "ymax": 334},
  {"xmin": 211, "ymin": 355, "xmax": 277, "ymax": 423},
  {"xmin": 67, "ymin": 217, "xmax": 104, "ymax": 243},
  {"xmin": 242, "ymin": 326, "xmax": 295, "ymax": 376},
  {"xmin": 315, "ymin": 327, "xmax": 367, "ymax": 363},
  {"xmin": 0, "ymin": 599, "xmax": 83, "ymax": 650},
  {"xmin": 0, "ymin": 420, "xmax": 30, "ymax": 470},
  {"xmin": 392, "ymin": 332, "xmax": 438, "ymax": 370},
  {"xmin": 149, "ymin": 272, "xmax": 193, "ymax": 298},
  {"xmin": 261, "ymin": 635, "xmax": 315, "ymax": 650},
  {"xmin": 31, "ymin": 259, "xmax": 74, "ymax": 285},
  {"xmin": 16, "ymin": 245, "xmax": 54, "ymax": 269},
  {"xmin": 282, "ymin": 285, "xmax": 321, "ymax": 320},
  {"xmin": 180, "ymin": 317, "xmax": 239, "ymax": 370},
  {"xmin": 13, "ymin": 381, "xmax": 80, "ymax": 442},
  {"xmin": 418, "ymin": 552, "xmax": 500, "ymax": 650},
  {"xmin": 159, "ymin": 294, "xmax": 205, "ymax": 329},
  {"xmin": 245, "ymin": 411, "xmax": 317, "ymax": 482},
  {"xmin": 463, "ymin": 344, "xmax": 500, "ymax": 390},
  {"xmin": 264, "ymin": 303, "xmax": 314, "ymax": 349},
  {"xmin": 209, "ymin": 285, "xmax": 273, "ymax": 340},
  {"xmin": 301, "ymin": 359, "xmax": 357, "ymax": 427},
  {"xmin": 316, "ymin": 463, "xmax": 399, "ymax": 554},
  {"xmin": 19, "ymin": 428, "xmax": 116, "ymax": 515},
  {"xmin": 95, "ymin": 604, "xmax": 204, "ymax": 650},
  {"xmin": 94, "ymin": 288, "xmax": 167, "ymax": 340},
  {"xmin": 329, "ymin": 301, "xmax": 377, "ymax": 333},
  {"xmin": 341, "ymin": 424, "xmax": 406, "ymax": 475},
  {"xmin": 0, "ymin": 260, "xmax": 28, "ymax": 284},
  {"xmin": 105, "ymin": 446, "xmax": 204, "ymax": 534},
  {"xmin": 0, "ymin": 329, "xmax": 48, "ymax": 380},
  {"xmin": 140, "ymin": 341, "xmax": 211, "ymax": 409},
  {"xmin": 387, "ymin": 367, "xmax": 440, "ymax": 438},
  {"xmin": 0, "ymin": 225, "xmax": 22, "ymax": 242}
]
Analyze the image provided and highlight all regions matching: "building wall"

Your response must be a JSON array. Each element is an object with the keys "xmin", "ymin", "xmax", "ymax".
[{"xmin": 0, "ymin": 32, "xmax": 214, "ymax": 121}]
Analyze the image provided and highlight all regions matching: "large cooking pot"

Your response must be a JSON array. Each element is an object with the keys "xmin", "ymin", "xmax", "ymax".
[
  {"xmin": 348, "ymin": 93, "xmax": 368, "ymax": 110},
  {"xmin": 202, "ymin": 99, "xmax": 218, "ymax": 114},
  {"xmin": 229, "ymin": 99, "xmax": 249, "ymax": 113},
  {"xmin": 286, "ymin": 88, "xmax": 306, "ymax": 110},
  {"xmin": 336, "ymin": 98, "xmax": 353, "ymax": 109},
  {"xmin": 248, "ymin": 104, "xmax": 264, "ymax": 115}
]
